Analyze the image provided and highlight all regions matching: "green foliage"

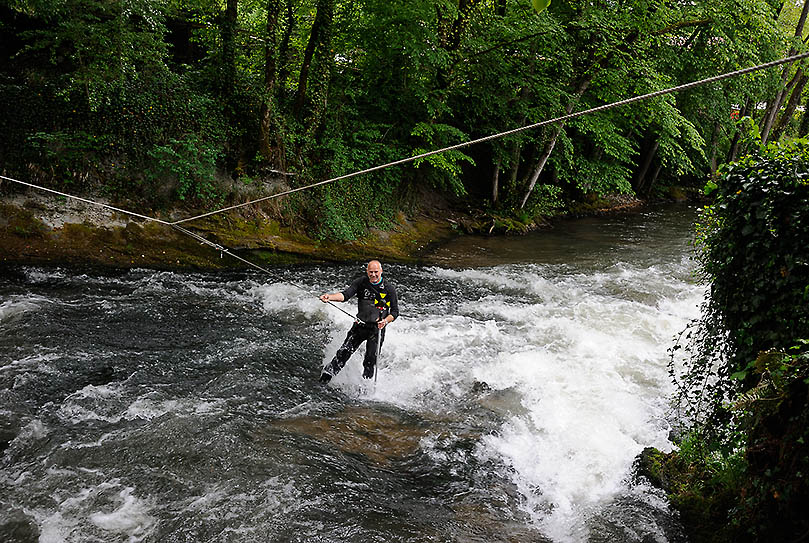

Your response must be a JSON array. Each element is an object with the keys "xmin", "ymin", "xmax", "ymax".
[
  {"xmin": 571, "ymin": 156, "xmax": 634, "ymax": 195},
  {"xmin": 27, "ymin": 130, "xmax": 110, "ymax": 186},
  {"xmin": 0, "ymin": 0, "xmax": 798, "ymax": 235},
  {"xmin": 676, "ymin": 140, "xmax": 809, "ymax": 422},
  {"xmin": 411, "ymin": 122, "xmax": 475, "ymax": 196},
  {"xmin": 521, "ymin": 183, "xmax": 564, "ymax": 216},
  {"xmin": 727, "ymin": 341, "xmax": 809, "ymax": 541},
  {"xmin": 146, "ymin": 135, "xmax": 223, "ymax": 203},
  {"xmin": 670, "ymin": 140, "xmax": 809, "ymax": 541}
]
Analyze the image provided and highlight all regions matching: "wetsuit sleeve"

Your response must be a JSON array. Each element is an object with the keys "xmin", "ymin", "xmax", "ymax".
[
  {"xmin": 341, "ymin": 276, "xmax": 363, "ymax": 301},
  {"xmin": 388, "ymin": 283, "xmax": 399, "ymax": 320}
]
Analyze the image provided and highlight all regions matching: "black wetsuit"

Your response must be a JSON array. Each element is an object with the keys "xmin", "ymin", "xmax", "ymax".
[{"xmin": 321, "ymin": 275, "xmax": 399, "ymax": 381}]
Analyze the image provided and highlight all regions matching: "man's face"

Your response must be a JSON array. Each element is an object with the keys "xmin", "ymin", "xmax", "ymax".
[{"xmin": 367, "ymin": 262, "xmax": 382, "ymax": 283}]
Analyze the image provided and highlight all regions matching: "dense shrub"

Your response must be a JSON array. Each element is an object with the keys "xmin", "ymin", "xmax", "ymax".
[{"xmin": 670, "ymin": 140, "xmax": 809, "ymax": 541}]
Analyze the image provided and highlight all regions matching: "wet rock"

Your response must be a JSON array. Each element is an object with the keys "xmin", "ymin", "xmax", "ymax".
[
  {"xmin": 471, "ymin": 380, "xmax": 490, "ymax": 393},
  {"xmin": 634, "ymin": 446, "xmax": 667, "ymax": 489},
  {"xmin": 475, "ymin": 386, "xmax": 529, "ymax": 418},
  {"xmin": 0, "ymin": 510, "xmax": 39, "ymax": 543},
  {"xmin": 269, "ymin": 406, "xmax": 424, "ymax": 465}
]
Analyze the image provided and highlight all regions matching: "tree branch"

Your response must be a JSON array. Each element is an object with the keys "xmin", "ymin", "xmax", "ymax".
[{"xmin": 652, "ymin": 19, "xmax": 711, "ymax": 36}]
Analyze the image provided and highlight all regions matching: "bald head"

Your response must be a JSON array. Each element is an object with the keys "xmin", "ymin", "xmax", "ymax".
[{"xmin": 366, "ymin": 260, "xmax": 382, "ymax": 284}]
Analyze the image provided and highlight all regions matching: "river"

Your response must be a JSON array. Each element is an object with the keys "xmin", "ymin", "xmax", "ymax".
[{"xmin": 1, "ymin": 204, "xmax": 702, "ymax": 543}]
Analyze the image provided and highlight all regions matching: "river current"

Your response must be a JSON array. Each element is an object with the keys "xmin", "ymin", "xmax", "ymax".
[{"xmin": 1, "ymin": 205, "xmax": 702, "ymax": 543}]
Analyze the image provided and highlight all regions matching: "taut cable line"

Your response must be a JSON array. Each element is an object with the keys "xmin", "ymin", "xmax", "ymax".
[
  {"xmin": 169, "ymin": 51, "xmax": 809, "ymax": 226},
  {"xmin": 0, "ymin": 174, "xmax": 358, "ymax": 321},
  {"xmin": 169, "ymin": 223, "xmax": 361, "ymax": 322}
]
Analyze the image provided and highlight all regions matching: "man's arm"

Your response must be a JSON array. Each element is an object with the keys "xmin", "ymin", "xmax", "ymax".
[{"xmin": 319, "ymin": 276, "xmax": 362, "ymax": 303}]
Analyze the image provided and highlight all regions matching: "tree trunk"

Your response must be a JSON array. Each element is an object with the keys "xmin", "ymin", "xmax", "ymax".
[
  {"xmin": 277, "ymin": 1, "xmax": 295, "ymax": 91},
  {"xmin": 634, "ymin": 139, "xmax": 658, "ymax": 194},
  {"xmin": 761, "ymin": 0, "xmax": 809, "ymax": 144},
  {"xmin": 492, "ymin": 158, "xmax": 501, "ymax": 205},
  {"xmin": 771, "ymin": 68, "xmax": 809, "ymax": 141},
  {"xmin": 449, "ymin": 0, "xmax": 471, "ymax": 51},
  {"xmin": 221, "ymin": 0, "xmax": 238, "ymax": 99},
  {"xmin": 305, "ymin": 0, "xmax": 334, "ymax": 138},
  {"xmin": 293, "ymin": 0, "xmax": 333, "ymax": 119},
  {"xmin": 259, "ymin": 0, "xmax": 282, "ymax": 164},
  {"xmin": 645, "ymin": 163, "xmax": 663, "ymax": 197},
  {"xmin": 709, "ymin": 121, "xmax": 721, "ymax": 175},
  {"xmin": 508, "ymin": 142, "xmax": 521, "ymax": 186},
  {"xmin": 519, "ymin": 77, "xmax": 591, "ymax": 209},
  {"xmin": 798, "ymin": 93, "xmax": 809, "ymax": 136}
]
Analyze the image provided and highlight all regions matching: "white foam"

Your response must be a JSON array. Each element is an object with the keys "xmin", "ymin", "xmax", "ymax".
[
  {"xmin": 252, "ymin": 282, "xmax": 338, "ymax": 324},
  {"xmin": 0, "ymin": 296, "xmax": 44, "ymax": 324},
  {"xmin": 4, "ymin": 419, "xmax": 49, "ymax": 452},
  {"xmin": 178, "ymin": 476, "xmax": 321, "ymax": 534},
  {"xmin": 22, "ymin": 268, "xmax": 69, "ymax": 283},
  {"xmin": 32, "ymin": 480, "xmax": 155, "ymax": 543},
  {"xmin": 124, "ymin": 396, "xmax": 225, "ymax": 420},
  {"xmin": 336, "ymin": 262, "xmax": 701, "ymax": 541},
  {"xmin": 56, "ymin": 385, "xmax": 225, "ymax": 426},
  {"xmin": 88, "ymin": 487, "xmax": 155, "ymax": 540}
]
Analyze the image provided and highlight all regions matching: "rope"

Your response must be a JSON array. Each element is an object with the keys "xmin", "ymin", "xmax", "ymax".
[
  {"xmin": 169, "ymin": 51, "xmax": 809, "ymax": 226},
  {"xmin": 0, "ymin": 173, "xmax": 358, "ymax": 322},
  {"xmin": 0, "ymin": 175, "xmax": 173, "ymax": 225},
  {"xmin": 169, "ymin": 223, "xmax": 360, "ymax": 323}
]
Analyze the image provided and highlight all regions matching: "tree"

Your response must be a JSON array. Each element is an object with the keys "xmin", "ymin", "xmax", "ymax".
[
  {"xmin": 760, "ymin": 0, "xmax": 809, "ymax": 144},
  {"xmin": 258, "ymin": 0, "xmax": 283, "ymax": 166}
]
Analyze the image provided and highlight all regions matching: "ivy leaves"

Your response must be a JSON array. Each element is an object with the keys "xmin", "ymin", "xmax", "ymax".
[
  {"xmin": 677, "ymin": 139, "xmax": 809, "ymax": 427},
  {"xmin": 531, "ymin": 0, "xmax": 551, "ymax": 14}
]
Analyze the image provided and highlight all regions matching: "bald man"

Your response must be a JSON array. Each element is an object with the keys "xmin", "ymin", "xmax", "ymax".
[{"xmin": 318, "ymin": 260, "xmax": 399, "ymax": 383}]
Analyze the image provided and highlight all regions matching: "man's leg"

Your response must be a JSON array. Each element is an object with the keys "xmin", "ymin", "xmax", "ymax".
[
  {"xmin": 362, "ymin": 327, "xmax": 385, "ymax": 379},
  {"xmin": 320, "ymin": 323, "xmax": 366, "ymax": 383}
]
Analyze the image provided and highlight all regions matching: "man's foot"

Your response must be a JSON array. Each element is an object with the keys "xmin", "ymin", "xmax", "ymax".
[
  {"xmin": 362, "ymin": 365, "xmax": 375, "ymax": 379},
  {"xmin": 319, "ymin": 368, "xmax": 333, "ymax": 383}
]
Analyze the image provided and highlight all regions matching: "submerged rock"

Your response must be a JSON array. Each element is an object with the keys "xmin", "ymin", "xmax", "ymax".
[
  {"xmin": 269, "ymin": 406, "xmax": 425, "ymax": 465},
  {"xmin": 0, "ymin": 510, "xmax": 39, "ymax": 543},
  {"xmin": 635, "ymin": 446, "xmax": 668, "ymax": 489}
]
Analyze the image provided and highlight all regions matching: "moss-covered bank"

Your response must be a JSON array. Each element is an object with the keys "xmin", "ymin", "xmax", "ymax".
[
  {"xmin": 0, "ymin": 197, "xmax": 464, "ymax": 270},
  {"xmin": 1, "ymin": 185, "xmax": 699, "ymax": 270}
]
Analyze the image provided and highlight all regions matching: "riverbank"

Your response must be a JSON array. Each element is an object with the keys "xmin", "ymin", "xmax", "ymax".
[
  {"xmin": 0, "ymin": 191, "xmax": 465, "ymax": 269},
  {"xmin": 0, "ymin": 189, "xmax": 681, "ymax": 270}
]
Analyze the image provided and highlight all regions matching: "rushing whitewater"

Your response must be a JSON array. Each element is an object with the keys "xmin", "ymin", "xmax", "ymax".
[{"xmin": 1, "ymin": 206, "xmax": 700, "ymax": 542}]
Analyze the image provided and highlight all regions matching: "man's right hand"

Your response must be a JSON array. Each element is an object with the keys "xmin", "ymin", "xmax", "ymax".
[{"xmin": 319, "ymin": 294, "xmax": 330, "ymax": 303}]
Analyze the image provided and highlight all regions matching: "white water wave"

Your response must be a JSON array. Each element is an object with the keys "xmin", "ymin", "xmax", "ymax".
[
  {"xmin": 56, "ymin": 384, "xmax": 226, "ymax": 426},
  {"xmin": 0, "ymin": 295, "xmax": 46, "ymax": 324},
  {"xmin": 32, "ymin": 479, "xmax": 155, "ymax": 543},
  {"xmin": 361, "ymin": 262, "xmax": 702, "ymax": 542},
  {"xmin": 253, "ymin": 281, "xmax": 347, "ymax": 326}
]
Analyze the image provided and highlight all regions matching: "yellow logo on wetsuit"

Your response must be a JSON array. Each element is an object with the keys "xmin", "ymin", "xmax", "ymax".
[{"xmin": 374, "ymin": 292, "xmax": 390, "ymax": 311}]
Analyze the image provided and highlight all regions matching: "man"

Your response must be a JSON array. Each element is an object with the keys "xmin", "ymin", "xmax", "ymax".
[{"xmin": 318, "ymin": 260, "xmax": 399, "ymax": 383}]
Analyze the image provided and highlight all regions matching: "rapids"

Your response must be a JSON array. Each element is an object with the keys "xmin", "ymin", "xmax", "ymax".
[{"xmin": 1, "ymin": 205, "xmax": 701, "ymax": 542}]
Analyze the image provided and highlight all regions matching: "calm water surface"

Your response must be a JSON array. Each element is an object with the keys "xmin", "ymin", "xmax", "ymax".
[{"xmin": 1, "ymin": 204, "xmax": 701, "ymax": 542}]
